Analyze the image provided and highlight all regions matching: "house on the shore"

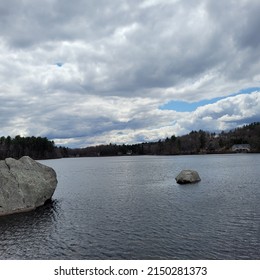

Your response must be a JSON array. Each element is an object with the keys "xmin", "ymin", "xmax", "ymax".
[{"xmin": 231, "ymin": 144, "xmax": 251, "ymax": 153}]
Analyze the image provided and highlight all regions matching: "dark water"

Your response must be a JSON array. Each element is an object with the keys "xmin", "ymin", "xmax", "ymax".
[{"xmin": 0, "ymin": 154, "xmax": 259, "ymax": 259}]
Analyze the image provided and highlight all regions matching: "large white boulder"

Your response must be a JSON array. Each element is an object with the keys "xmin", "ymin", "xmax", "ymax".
[
  {"xmin": 175, "ymin": 170, "xmax": 201, "ymax": 184},
  {"xmin": 0, "ymin": 156, "xmax": 57, "ymax": 216}
]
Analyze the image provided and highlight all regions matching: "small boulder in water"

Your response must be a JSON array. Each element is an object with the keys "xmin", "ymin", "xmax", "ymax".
[{"xmin": 175, "ymin": 170, "xmax": 201, "ymax": 184}]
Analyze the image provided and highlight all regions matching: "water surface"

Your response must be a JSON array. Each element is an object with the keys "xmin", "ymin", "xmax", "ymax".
[{"xmin": 0, "ymin": 154, "xmax": 259, "ymax": 259}]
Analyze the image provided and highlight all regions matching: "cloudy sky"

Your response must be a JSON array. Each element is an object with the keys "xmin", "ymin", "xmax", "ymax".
[{"xmin": 0, "ymin": 0, "xmax": 260, "ymax": 147}]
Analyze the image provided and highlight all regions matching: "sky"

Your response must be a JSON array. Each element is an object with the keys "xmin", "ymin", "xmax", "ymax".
[{"xmin": 0, "ymin": 0, "xmax": 260, "ymax": 148}]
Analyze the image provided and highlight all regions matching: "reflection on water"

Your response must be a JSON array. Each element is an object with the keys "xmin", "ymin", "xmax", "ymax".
[
  {"xmin": 0, "ymin": 154, "xmax": 260, "ymax": 259},
  {"xmin": 0, "ymin": 200, "xmax": 60, "ymax": 259}
]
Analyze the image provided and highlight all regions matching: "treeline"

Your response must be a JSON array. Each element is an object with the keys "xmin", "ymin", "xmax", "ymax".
[
  {"xmin": 1, "ymin": 122, "xmax": 259, "ymax": 160},
  {"xmin": 67, "ymin": 122, "xmax": 260, "ymax": 157},
  {"xmin": 0, "ymin": 135, "xmax": 68, "ymax": 160}
]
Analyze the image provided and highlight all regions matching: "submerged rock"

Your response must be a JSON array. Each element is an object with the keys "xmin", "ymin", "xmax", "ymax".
[
  {"xmin": 0, "ymin": 156, "xmax": 57, "ymax": 216},
  {"xmin": 175, "ymin": 170, "xmax": 201, "ymax": 184}
]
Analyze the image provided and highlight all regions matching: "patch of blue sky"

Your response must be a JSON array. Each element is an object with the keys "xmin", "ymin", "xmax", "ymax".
[
  {"xmin": 160, "ymin": 87, "xmax": 260, "ymax": 112},
  {"xmin": 56, "ymin": 62, "xmax": 64, "ymax": 67}
]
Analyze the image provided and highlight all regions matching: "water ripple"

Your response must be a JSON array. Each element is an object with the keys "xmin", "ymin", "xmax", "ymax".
[{"xmin": 1, "ymin": 155, "xmax": 260, "ymax": 259}]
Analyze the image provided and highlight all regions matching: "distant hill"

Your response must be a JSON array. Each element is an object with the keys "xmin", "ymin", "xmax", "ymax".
[
  {"xmin": 1, "ymin": 122, "xmax": 259, "ymax": 160},
  {"xmin": 67, "ymin": 122, "xmax": 260, "ymax": 157}
]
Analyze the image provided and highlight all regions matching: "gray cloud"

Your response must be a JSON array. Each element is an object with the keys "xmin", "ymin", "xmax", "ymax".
[{"xmin": 0, "ymin": 0, "xmax": 260, "ymax": 147}]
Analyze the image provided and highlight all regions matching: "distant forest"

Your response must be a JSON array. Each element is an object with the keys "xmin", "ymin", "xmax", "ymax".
[
  {"xmin": 0, "ymin": 136, "xmax": 68, "ymax": 160},
  {"xmin": 0, "ymin": 122, "xmax": 259, "ymax": 160},
  {"xmin": 68, "ymin": 122, "xmax": 260, "ymax": 157}
]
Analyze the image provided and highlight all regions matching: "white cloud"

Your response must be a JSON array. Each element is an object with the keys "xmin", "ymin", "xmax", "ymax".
[{"xmin": 187, "ymin": 91, "xmax": 260, "ymax": 131}]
